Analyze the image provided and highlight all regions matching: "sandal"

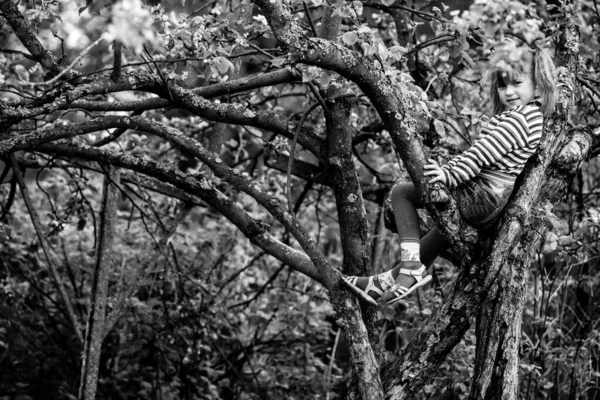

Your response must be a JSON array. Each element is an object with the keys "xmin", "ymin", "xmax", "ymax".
[
  {"xmin": 381, "ymin": 265, "xmax": 432, "ymax": 306},
  {"xmin": 341, "ymin": 269, "xmax": 396, "ymax": 306}
]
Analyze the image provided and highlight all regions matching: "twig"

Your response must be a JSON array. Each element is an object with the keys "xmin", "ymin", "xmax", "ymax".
[
  {"xmin": 578, "ymin": 76, "xmax": 600, "ymax": 99},
  {"xmin": 93, "ymin": 110, "xmax": 142, "ymax": 147},
  {"xmin": 363, "ymin": 1, "xmax": 444, "ymax": 21},
  {"xmin": 9, "ymin": 154, "xmax": 83, "ymax": 344},
  {"xmin": 248, "ymin": 42, "xmax": 276, "ymax": 59},
  {"xmin": 303, "ymin": 1, "xmax": 318, "ymax": 37},
  {"xmin": 287, "ymin": 102, "xmax": 320, "ymax": 213},
  {"xmin": 143, "ymin": 45, "xmax": 173, "ymax": 101},
  {"xmin": 0, "ymin": 47, "xmax": 37, "ymax": 61},
  {"xmin": 325, "ymin": 328, "xmax": 341, "ymax": 400},
  {"xmin": 21, "ymin": 37, "xmax": 105, "ymax": 86},
  {"xmin": 406, "ymin": 34, "xmax": 454, "ymax": 56}
]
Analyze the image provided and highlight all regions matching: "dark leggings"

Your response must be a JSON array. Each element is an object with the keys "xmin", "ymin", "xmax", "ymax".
[{"xmin": 391, "ymin": 183, "xmax": 450, "ymax": 268}]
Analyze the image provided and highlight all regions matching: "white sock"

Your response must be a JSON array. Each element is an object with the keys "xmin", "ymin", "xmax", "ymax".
[{"xmin": 400, "ymin": 241, "xmax": 420, "ymax": 262}]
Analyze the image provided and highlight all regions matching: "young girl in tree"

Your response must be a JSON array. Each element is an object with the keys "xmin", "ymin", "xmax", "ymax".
[{"xmin": 342, "ymin": 42, "xmax": 557, "ymax": 306}]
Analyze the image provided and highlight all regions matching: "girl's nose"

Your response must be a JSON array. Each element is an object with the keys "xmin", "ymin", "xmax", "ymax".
[{"xmin": 505, "ymin": 85, "xmax": 515, "ymax": 94}]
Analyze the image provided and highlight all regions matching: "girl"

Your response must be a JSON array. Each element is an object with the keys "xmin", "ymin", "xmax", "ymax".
[{"xmin": 342, "ymin": 42, "xmax": 557, "ymax": 306}]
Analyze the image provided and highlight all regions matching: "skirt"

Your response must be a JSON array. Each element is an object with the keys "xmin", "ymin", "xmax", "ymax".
[{"xmin": 452, "ymin": 177, "xmax": 514, "ymax": 229}]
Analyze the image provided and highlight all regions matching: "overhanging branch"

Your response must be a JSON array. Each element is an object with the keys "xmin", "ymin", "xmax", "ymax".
[{"xmin": 34, "ymin": 142, "xmax": 323, "ymax": 282}]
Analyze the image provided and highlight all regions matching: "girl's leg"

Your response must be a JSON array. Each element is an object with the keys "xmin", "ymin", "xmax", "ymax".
[
  {"xmin": 343, "ymin": 183, "xmax": 433, "ymax": 303},
  {"xmin": 420, "ymin": 227, "xmax": 449, "ymax": 268}
]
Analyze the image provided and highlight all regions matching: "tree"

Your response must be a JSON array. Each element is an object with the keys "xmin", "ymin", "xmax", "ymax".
[{"xmin": 0, "ymin": 0, "xmax": 598, "ymax": 399}]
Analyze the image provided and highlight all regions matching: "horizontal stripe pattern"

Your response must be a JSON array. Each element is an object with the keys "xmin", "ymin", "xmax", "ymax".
[{"xmin": 441, "ymin": 103, "xmax": 543, "ymax": 187}]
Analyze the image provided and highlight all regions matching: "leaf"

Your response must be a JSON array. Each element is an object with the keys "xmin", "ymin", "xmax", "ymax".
[
  {"xmin": 301, "ymin": 66, "xmax": 322, "ymax": 83},
  {"xmin": 376, "ymin": 40, "xmax": 388, "ymax": 61},
  {"xmin": 270, "ymin": 57, "xmax": 287, "ymax": 67},
  {"xmin": 216, "ymin": 57, "xmax": 234, "ymax": 74},
  {"xmin": 433, "ymin": 119, "xmax": 446, "ymax": 137},
  {"xmin": 389, "ymin": 45, "xmax": 407, "ymax": 61},
  {"xmin": 461, "ymin": 51, "xmax": 475, "ymax": 68},
  {"xmin": 419, "ymin": 100, "xmax": 431, "ymax": 118},
  {"xmin": 14, "ymin": 65, "xmax": 29, "ymax": 82},
  {"xmin": 357, "ymin": 25, "xmax": 372, "ymax": 35},
  {"xmin": 342, "ymin": 31, "xmax": 359, "ymax": 46},
  {"xmin": 353, "ymin": 1, "xmax": 363, "ymax": 15},
  {"xmin": 381, "ymin": 0, "xmax": 395, "ymax": 5}
]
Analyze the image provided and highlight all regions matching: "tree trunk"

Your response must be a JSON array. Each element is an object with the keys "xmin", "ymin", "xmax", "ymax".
[{"xmin": 469, "ymin": 16, "xmax": 581, "ymax": 399}]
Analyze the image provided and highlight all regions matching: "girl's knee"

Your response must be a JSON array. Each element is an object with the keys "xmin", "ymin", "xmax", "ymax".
[{"xmin": 391, "ymin": 183, "xmax": 416, "ymax": 203}]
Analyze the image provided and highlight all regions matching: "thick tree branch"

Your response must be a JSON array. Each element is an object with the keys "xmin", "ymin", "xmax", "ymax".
[
  {"xmin": 0, "ymin": 0, "xmax": 67, "ymax": 77},
  {"xmin": 468, "ymin": 21, "xmax": 581, "ymax": 396},
  {"xmin": 70, "ymin": 67, "xmax": 301, "ymax": 111},
  {"xmin": 1, "ymin": 71, "xmax": 322, "ymax": 159},
  {"xmin": 0, "ymin": 72, "xmax": 162, "ymax": 125},
  {"xmin": 325, "ymin": 93, "xmax": 384, "ymax": 399},
  {"xmin": 169, "ymin": 84, "xmax": 324, "ymax": 157},
  {"xmin": 0, "ymin": 114, "xmax": 330, "ymax": 278},
  {"xmin": 34, "ymin": 142, "xmax": 323, "ymax": 282},
  {"xmin": 79, "ymin": 165, "xmax": 118, "ymax": 400}
]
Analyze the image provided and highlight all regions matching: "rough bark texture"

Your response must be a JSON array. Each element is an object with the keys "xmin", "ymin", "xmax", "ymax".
[
  {"xmin": 468, "ymin": 18, "xmax": 581, "ymax": 400},
  {"xmin": 0, "ymin": 0, "xmax": 67, "ymax": 77},
  {"xmin": 78, "ymin": 166, "xmax": 119, "ymax": 400},
  {"xmin": 325, "ymin": 93, "xmax": 384, "ymax": 399}
]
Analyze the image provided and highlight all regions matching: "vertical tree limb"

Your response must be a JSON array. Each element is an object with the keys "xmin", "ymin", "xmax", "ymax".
[
  {"xmin": 325, "ymin": 93, "xmax": 384, "ymax": 399},
  {"xmin": 110, "ymin": 40, "xmax": 122, "ymax": 83},
  {"xmin": 9, "ymin": 154, "xmax": 83, "ymax": 344},
  {"xmin": 79, "ymin": 165, "xmax": 119, "ymax": 400},
  {"xmin": 469, "ymin": 13, "xmax": 580, "ymax": 399}
]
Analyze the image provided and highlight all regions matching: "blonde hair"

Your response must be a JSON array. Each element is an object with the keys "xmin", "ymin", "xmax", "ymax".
[{"xmin": 487, "ymin": 42, "xmax": 557, "ymax": 116}]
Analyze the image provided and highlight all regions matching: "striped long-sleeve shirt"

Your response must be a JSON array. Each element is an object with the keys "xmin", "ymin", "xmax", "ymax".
[{"xmin": 441, "ymin": 103, "xmax": 543, "ymax": 187}]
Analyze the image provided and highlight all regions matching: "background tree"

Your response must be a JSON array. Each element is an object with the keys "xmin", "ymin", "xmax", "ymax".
[{"xmin": 0, "ymin": 0, "xmax": 598, "ymax": 399}]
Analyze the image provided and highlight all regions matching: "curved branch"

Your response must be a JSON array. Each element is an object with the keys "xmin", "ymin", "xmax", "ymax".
[
  {"xmin": 0, "ymin": 72, "xmax": 162, "ymax": 125},
  {"xmin": 169, "ymin": 84, "xmax": 324, "ymax": 156},
  {"xmin": 0, "ymin": 0, "xmax": 71, "ymax": 77},
  {"xmin": 0, "ymin": 112, "xmax": 333, "ymax": 282},
  {"xmin": 2, "ymin": 70, "xmax": 323, "ymax": 159},
  {"xmin": 34, "ymin": 142, "xmax": 323, "ymax": 282},
  {"xmin": 0, "ymin": 114, "xmax": 327, "ymax": 275},
  {"xmin": 70, "ymin": 67, "xmax": 301, "ymax": 112}
]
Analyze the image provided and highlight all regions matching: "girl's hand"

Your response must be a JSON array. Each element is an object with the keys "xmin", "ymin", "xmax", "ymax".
[{"xmin": 424, "ymin": 159, "xmax": 446, "ymax": 184}]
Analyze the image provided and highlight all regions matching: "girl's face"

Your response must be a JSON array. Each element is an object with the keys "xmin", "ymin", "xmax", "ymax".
[{"xmin": 497, "ymin": 73, "xmax": 536, "ymax": 109}]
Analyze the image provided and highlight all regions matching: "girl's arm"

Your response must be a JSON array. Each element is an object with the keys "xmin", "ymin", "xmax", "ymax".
[{"xmin": 439, "ymin": 107, "xmax": 536, "ymax": 187}]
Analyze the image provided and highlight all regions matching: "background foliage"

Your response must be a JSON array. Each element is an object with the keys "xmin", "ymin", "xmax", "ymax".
[{"xmin": 0, "ymin": 0, "xmax": 599, "ymax": 399}]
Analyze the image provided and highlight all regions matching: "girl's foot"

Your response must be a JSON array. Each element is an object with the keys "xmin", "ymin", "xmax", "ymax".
[
  {"xmin": 340, "ymin": 261, "xmax": 423, "ymax": 306},
  {"xmin": 379, "ymin": 263, "xmax": 432, "ymax": 306}
]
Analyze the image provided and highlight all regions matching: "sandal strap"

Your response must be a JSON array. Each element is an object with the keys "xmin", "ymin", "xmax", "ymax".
[
  {"xmin": 377, "ymin": 269, "xmax": 396, "ymax": 289},
  {"xmin": 363, "ymin": 276, "xmax": 385, "ymax": 297},
  {"xmin": 389, "ymin": 283, "xmax": 409, "ymax": 295},
  {"xmin": 397, "ymin": 265, "xmax": 426, "ymax": 282}
]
